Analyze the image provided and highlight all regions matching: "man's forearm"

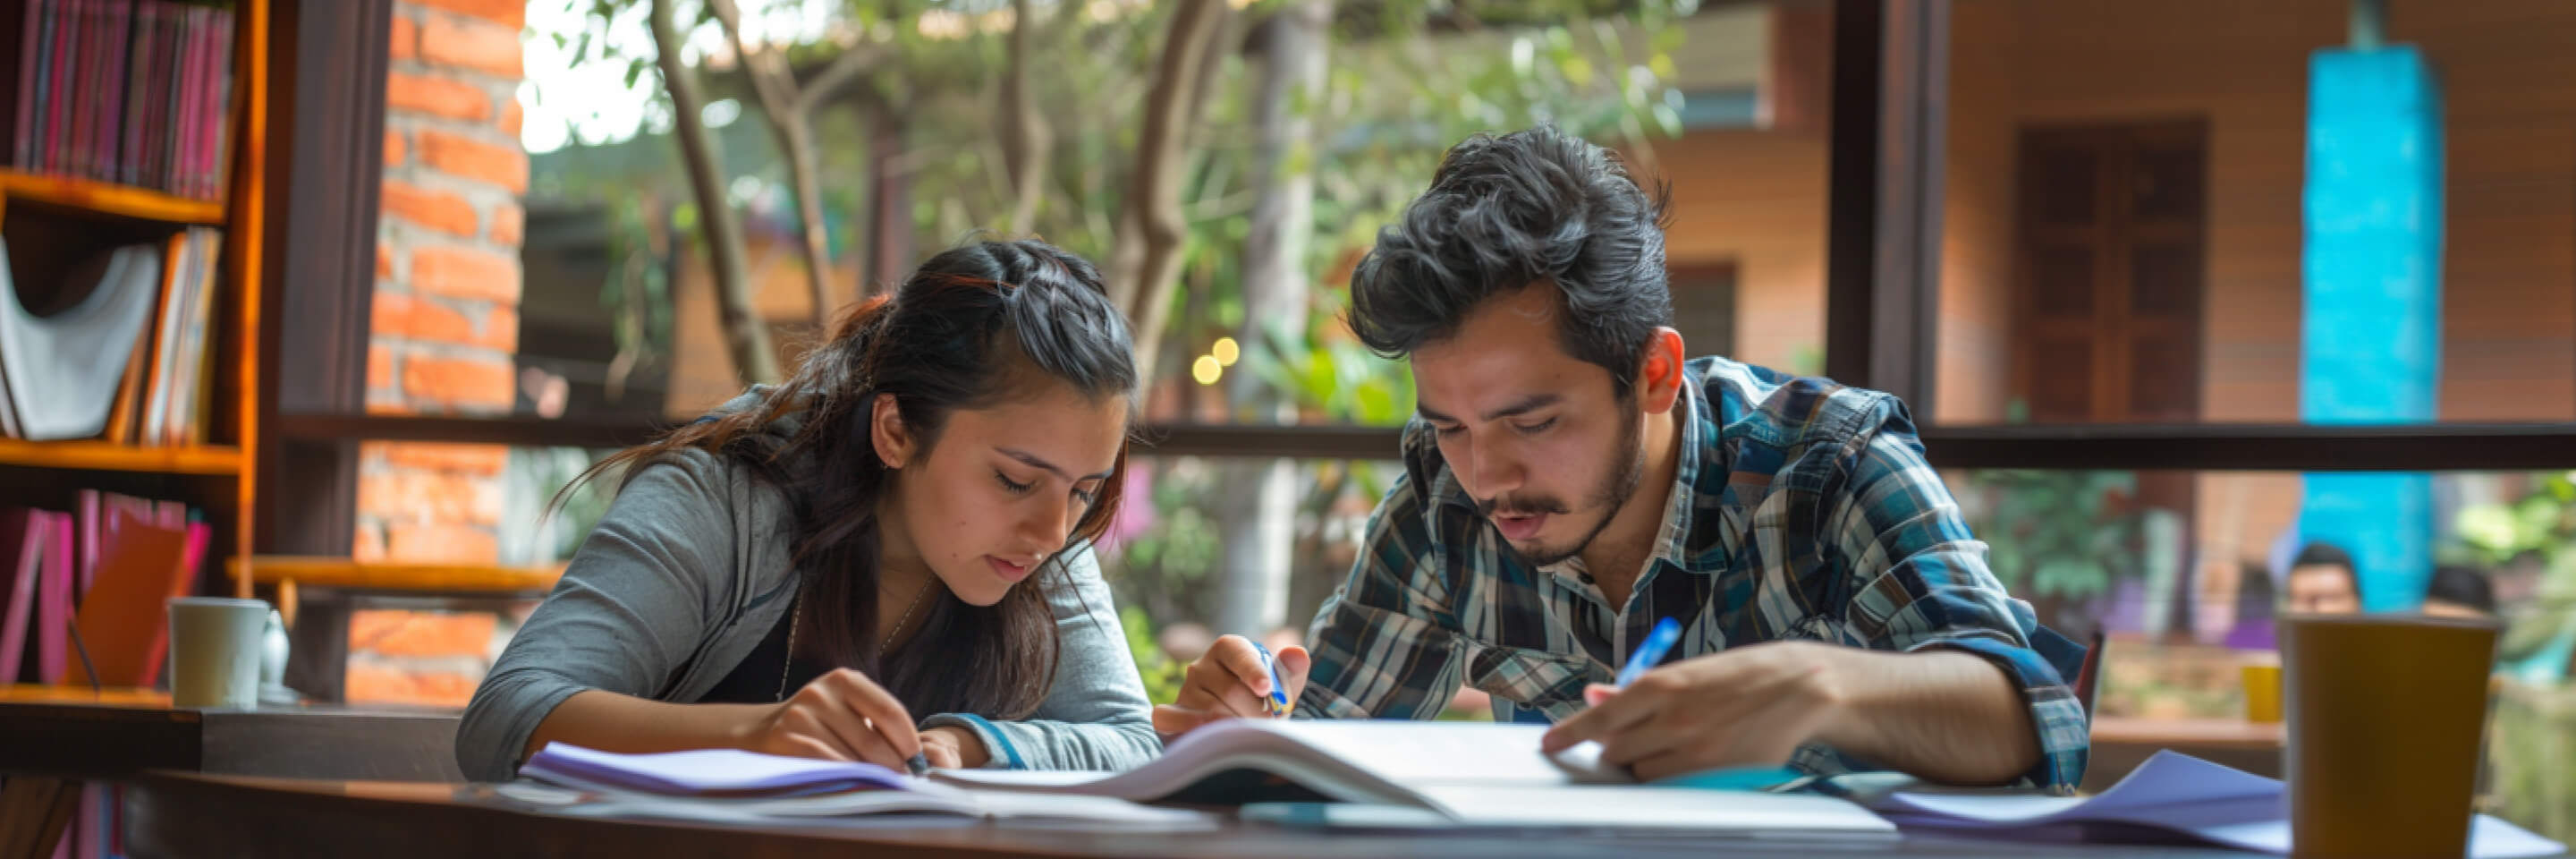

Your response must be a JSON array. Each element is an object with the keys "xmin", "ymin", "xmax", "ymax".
[{"xmin": 1815, "ymin": 647, "xmax": 2041, "ymax": 786}]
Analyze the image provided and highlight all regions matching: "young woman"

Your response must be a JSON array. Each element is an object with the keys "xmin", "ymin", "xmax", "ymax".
[{"xmin": 456, "ymin": 240, "xmax": 1157, "ymax": 780}]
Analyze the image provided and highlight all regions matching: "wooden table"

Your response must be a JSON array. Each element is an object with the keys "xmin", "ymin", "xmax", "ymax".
[
  {"xmin": 2084, "ymin": 717, "xmax": 2284, "ymax": 794},
  {"xmin": 115, "ymin": 771, "xmax": 2316, "ymax": 859},
  {"xmin": 0, "ymin": 685, "xmax": 464, "ymax": 859}
]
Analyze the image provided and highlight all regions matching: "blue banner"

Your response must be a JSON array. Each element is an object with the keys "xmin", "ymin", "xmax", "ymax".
[{"xmin": 2299, "ymin": 47, "xmax": 2444, "ymax": 612}]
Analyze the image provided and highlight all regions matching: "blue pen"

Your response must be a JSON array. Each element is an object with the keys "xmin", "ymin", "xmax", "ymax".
[
  {"xmin": 1594, "ymin": 617, "xmax": 1801, "ymax": 792},
  {"xmin": 1248, "ymin": 641, "xmax": 1290, "ymax": 718},
  {"xmin": 1614, "ymin": 617, "xmax": 1683, "ymax": 689}
]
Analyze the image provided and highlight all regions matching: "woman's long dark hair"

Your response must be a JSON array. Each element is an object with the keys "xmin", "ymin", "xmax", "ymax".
[{"xmin": 574, "ymin": 239, "xmax": 1136, "ymax": 719}]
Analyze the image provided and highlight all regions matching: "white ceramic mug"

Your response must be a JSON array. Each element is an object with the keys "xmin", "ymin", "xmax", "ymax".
[{"xmin": 168, "ymin": 597, "xmax": 270, "ymax": 708}]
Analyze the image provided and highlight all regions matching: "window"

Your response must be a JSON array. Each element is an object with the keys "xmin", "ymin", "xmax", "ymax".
[{"xmin": 1933, "ymin": 0, "xmax": 2576, "ymax": 428}]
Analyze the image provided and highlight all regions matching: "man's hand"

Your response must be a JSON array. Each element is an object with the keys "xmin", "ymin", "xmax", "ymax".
[
  {"xmin": 1539, "ymin": 641, "xmax": 1850, "ymax": 781},
  {"xmin": 917, "ymin": 725, "xmax": 989, "ymax": 770},
  {"xmin": 1150, "ymin": 634, "xmax": 1310, "ymax": 739}
]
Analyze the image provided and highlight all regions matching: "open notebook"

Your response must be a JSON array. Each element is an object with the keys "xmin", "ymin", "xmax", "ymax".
[
  {"xmin": 931, "ymin": 719, "xmax": 1894, "ymax": 837},
  {"xmin": 513, "ymin": 744, "xmax": 1208, "ymax": 826}
]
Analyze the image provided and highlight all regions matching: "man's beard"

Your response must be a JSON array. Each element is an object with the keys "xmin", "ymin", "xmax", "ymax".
[{"xmin": 1479, "ymin": 408, "xmax": 1648, "ymax": 567}]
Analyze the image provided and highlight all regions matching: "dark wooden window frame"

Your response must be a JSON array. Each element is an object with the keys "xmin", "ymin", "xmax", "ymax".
[{"xmin": 270, "ymin": 0, "xmax": 2576, "ymax": 545}]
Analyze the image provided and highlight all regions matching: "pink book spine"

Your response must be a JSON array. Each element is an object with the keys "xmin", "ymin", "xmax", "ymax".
[
  {"xmin": 75, "ymin": 489, "xmax": 100, "ymax": 594},
  {"xmin": 197, "ymin": 8, "xmax": 221, "ymax": 200},
  {"xmin": 96, "ymin": 0, "xmax": 126, "ymax": 183},
  {"xmin": 191, "ymin": 4, "xmax": 212, "ymax": 199},
  {"xmin": 187, "ymin": 6, "xmax": 210, "ymax": 200},
  {"xmin": 37, "ymin": 511, "xmax": 71, "ymax": 685},
  {"xmin": 13, "ymin": 0, "xmax": 41, "ymax": 168},
  {"xmin": 43, "ymin": 0, "xmax": 73, "ymax": 174},
  {"xmin": 59, "ymin": 0, "xmax": 85, "ymax": 177},
  {"xmin": 77, "ymin": 0, "xmax": 99, "ymax": 180},
  {"xmin": 75, "ymin": 0, "xmax": 101, "ymax": 179},
  {"xmin": 170, "ymin": 5, "xmax": 196, "ymax": 196},
  {"xmin": 152, "ymin": 498, "xmax": 184, "ymax": 529},
  {"xmin": 140, "ymin": 2, "xmax": 164, "ymax": 190},
  {"xmin": 0, "ymin": 512, "xmax": 42, "ymax": 683},
  {"xmin": 117, "ymin": 3, "xmax": 147, "ymax": 184},
  {"xmin": 206, "ymin": 6, "xmax": 231, "ymax": 199}
]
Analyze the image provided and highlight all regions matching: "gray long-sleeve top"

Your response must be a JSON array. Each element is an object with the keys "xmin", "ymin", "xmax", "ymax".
[{"xmin": 454, "ymin": 424, "xmax": 1162, "ymax": 782}]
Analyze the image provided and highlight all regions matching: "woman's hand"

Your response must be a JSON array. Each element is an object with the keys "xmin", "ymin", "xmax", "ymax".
[
  {"xmin": 1150, "ymin": 634, "xmax": 1309, "ymax": 739},
  {"xmin": 735, "ymin": 668, "xmax": 924, "ymax": 770},
  {"xmin": 917, "ymin": 725, "xmax": 991, "ymax": 770}
]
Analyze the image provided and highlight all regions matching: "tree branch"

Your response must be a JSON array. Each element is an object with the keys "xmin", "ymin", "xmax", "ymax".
[
  {"xmin": 997, "ymin": 0, "xmax": 1052, "ymax": 235},
  {"xmin": 651, "ymin": 0, "xmax": 779, "ymax": 386},
  {"xmin": 794, "ymin": 40, "xmax": 891, "ymax": 118},
  {"xmin": 1107, "ymin": 0, "xmax": 1233, "ymax": 384},
  {"xmin": 709, "ymin": 0, "xmax": 841, "ymax": 327},
  {"xmin": 1228, "ymin": 0, "xmax": 1330, "ymax": 420}
]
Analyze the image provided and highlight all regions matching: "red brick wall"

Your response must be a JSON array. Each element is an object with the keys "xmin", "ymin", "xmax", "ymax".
[
  {"xmin": 361, "ymin": 0, "xmax": 525, "ymax": 555},
  {"xmin": 350, "ymin": 0, "xmax": 529, "ymax": 708}
]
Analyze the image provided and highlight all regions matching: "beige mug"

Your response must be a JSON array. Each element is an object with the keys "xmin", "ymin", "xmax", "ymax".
[{"xmin": 168, "ymin": 597, "xmax": 270, "ymax": 709}]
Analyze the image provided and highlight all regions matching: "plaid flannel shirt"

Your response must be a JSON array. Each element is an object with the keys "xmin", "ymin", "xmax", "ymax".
[{"xmin": 1297, "ymin": 356, "xmax": 2089, "ymax": 792}]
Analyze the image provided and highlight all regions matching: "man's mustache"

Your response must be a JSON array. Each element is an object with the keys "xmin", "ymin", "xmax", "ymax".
[{"xmin": 1478, "ymin": 496, "xmax": 1570, "ymax": 518}]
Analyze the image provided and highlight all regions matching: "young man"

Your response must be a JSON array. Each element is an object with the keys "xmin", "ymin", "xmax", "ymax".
[
  {"xmin": 2284, "ymin": 542, "xmax": 2364, "ymax": 615},
  {"xmin": 2420, "ymin": 566, "xmax": 2495, "ymax": 620},
  {"xmin": 1152, "ymin": 126, "xmax": 2088, "ymax": 792}
]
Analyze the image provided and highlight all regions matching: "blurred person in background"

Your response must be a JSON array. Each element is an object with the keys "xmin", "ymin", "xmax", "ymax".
[
  {"xmin": 2285, "ymin": 542, "xmax": 2364, "ymax": 615},
  {"xmin": 2422, "ymin": 566, "xmax": 2496, "ymax": 620}
]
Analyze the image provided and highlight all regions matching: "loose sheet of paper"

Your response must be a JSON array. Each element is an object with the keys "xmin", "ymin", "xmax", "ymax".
[{"xmin": 1875, "ymin": 751, "xmax": 2564, "ymax": 859}]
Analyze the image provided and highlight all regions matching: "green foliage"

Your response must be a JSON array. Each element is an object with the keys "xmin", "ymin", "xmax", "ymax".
[
  {"xmin": 1965, "ymin": 470, "xmax": 2144, "ymax": 601},
  {"xmin": 530, "ymin": 0, "xmax": 1699, "ymax": 637},
  {"xmin": 597, "ymin": 194, "xmax": 677, "ymax": 385},
  {"xmin": 2444, "ymin": 472, "xmax": 2576, "ymax": 666},
  {"xmin": 1121, "ymin": 605, "xmax": 1190, "ymax": 706},
  {"xmin": 1104, "ymin": 459, "xmax": 1224, "ymax": 626},
  {"xmin": 2489, "ymin": 680, "xmax": 2576, "ymax": 843}
]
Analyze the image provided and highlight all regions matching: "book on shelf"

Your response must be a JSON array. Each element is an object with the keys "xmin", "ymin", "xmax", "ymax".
[
  {"xmin": 2, "ymin": 489, "xmax": 201, "ymax": 859},
  {"xmin": 0, "ymin": 0, "xmax": 238, "ymax": 201},
  {"xmin": 1, "ymin": 489, "xmax": 204, "ymax": 687},
  {"xmin": 0, "ymin": 225, "xmax": 221, "ymax": 446}
]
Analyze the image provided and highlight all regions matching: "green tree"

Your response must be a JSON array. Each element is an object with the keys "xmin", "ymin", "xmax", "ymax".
[{"xmin": 532, "ymin": 0, "xmax": 1698, "ymax": 630}]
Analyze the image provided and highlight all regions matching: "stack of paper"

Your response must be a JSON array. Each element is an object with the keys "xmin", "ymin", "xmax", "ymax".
[{"xmin": 1871, "ymin": 751, "xmax": 2564, "ymax": 858}]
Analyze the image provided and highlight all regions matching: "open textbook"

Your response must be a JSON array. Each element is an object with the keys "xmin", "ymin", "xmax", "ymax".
[{"xmin": 930, "ymin": 719, "xmax": 1896, "ymax": 837}]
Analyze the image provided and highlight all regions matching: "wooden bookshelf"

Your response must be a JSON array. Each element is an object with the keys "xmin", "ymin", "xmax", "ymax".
[
  {"xmin": 0, "ymin": 438, "xmax": 242, "ymax": 475},
  {"xmin": 0, "ymin": 169, "xmax": 228, "ymax": 225},
  {"xmin": 2, "ymin": 0, "xmax": 274, "ymax": 608}
]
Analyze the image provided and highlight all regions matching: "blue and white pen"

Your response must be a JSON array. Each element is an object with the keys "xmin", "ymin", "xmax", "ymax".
[
  {"xmin": 1614, "ymin": 617, "xmax": 1683, "ymax": 689},
  {"xmin": 1248, "ymin": 641, "xmax": 1291, "ymax": 718}
]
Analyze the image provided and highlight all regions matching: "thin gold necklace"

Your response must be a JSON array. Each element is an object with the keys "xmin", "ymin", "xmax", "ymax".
[{"xmin": 775, "ymin": 578, "xmax": 932, "ymax": 702}]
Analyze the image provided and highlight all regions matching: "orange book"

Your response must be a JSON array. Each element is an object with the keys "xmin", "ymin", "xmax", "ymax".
[
  {"xmin": 68, "ymin": 504, "xmax": 190, "ymax": 688},
  {"xmin": 100, "ymin": 310, "xmax": 150, "ymax": 445}
]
